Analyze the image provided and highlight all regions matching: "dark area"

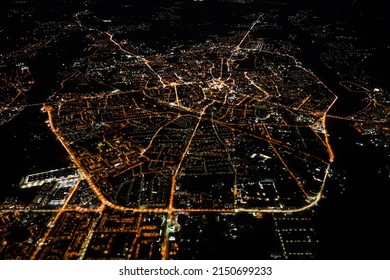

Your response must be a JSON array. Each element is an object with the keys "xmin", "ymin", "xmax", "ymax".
[
  {"xmin": 177, "ymin": 213, "xmax": 281, "ymax": 259},
  {"xmin": 359, "ymin": 48, "xmax": 390, "ymax": 88},
  {"xmin": 317, "ymin": 118, "xmax": 390, "ymax": 259},
  {"xmin": 0, "ymin": 107, "xmax": 70, "ymax": 201}
]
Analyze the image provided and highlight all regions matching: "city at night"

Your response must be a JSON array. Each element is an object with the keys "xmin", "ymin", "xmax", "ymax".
[{"xmin": 0, "ymin": 0, "xmax": 389, "ymax": 263}]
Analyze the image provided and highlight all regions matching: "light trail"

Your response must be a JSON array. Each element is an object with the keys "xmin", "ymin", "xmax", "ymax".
[
  {"xmin": 243, "ymin": 71, "xmax": 270, "ymax": 97},
  {"xmin": 322, "ymin": 97, "xmax": 338, "ymax": 162},
  {"xmin": 162, "ymin": 101, "xmax": 215, "ymax": 260},
  {"xmin": 168, "ymin": 102, "xmax": 215, "ymax": 210},
  {"xmin": 232, "ymin": 15, "xmax": 262, "ymax": 54},
  {"xmin": 226, "ymin": 14, "xmax": 261, "ymax": 71},
  {"xmin": 295, "ymin": 95, "xmax": 312, "ymax": 110},
  {"xmin": 174, "ymin": 84, "xmax": 180, "ymax": 106},
  {"xmin": 105, "ymin": 32, "xmax": 168, "ymax": 88},
  {"xmin": 78, "ymin": 216, "xmax": 101, "ymax": 259},
  {"xmin": 140, "ymin": 115, "xmax": 181, "ymax": 156}
]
